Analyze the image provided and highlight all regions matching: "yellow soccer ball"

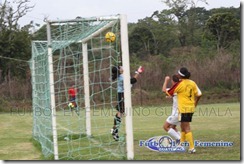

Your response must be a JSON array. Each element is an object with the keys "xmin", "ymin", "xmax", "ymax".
[
  {"xmin": 68, "ymin": 102, "xmax": 74, "ymax": 108},
  {"xmin": 105, "ymin": 32, "xmax": 116, "ymax": 42}
]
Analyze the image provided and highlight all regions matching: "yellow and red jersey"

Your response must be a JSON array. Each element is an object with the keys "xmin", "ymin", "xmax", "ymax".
[{"xmin": 166, "ymin": 79, "xmax": 202, "ymax": 113}]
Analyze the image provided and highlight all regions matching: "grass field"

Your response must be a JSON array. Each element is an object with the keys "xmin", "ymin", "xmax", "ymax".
[{"xmin": 0, "ymin": 102, "xmax": 240, "ymax": 160}]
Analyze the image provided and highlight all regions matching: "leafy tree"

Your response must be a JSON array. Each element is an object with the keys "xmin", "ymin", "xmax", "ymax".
[
  {"xmin": 185, "ymin": 7, "xmax": 210, "ymax": 46},
  {"xmin": 129, "ymin": 9, "xmax": 179, "ymax": 57},
  {"xmin": 31, "ymin": 24, "xmax": 47, "ymax": 40},
  {"xmin": 0, "ymin": 0, "xmax": 34, "ymax": 84},
  {"xmin": 0, "ymin": 0, "xmax": 34, "ymax": 30},
  {"xmin": 0, "ymin": 29, "xmax": 31, "ymax": 80},
  {"xmin": 161, "ymin": 0, "xmax": 208, "ymax": 46},
  {"xmin": 205, "ymin": 12, "xmax": 240, "ymax": 51},
  {"xmin": 162, "ymin": 0, "xmax": 188, "ymax": 46},
  {"xmin": 129, "ymin": 24, "xmax": 154, "ymax": 56}
]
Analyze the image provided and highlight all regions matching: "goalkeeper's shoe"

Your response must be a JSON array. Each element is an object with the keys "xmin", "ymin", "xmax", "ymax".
[
  {"xmin": 111, "ymin": 129, "xmax": 119, "ymax": 141},
  {"xmin": 188, "ymin": 148, "xmax": 196, "ymax": 154},
  {"xmin": 113, "ymin": 133, "xmax": 119, "ymax": 141},
  {"xmin": 111, "ymin": 128, "xmax": 118, "ymax": 135}
]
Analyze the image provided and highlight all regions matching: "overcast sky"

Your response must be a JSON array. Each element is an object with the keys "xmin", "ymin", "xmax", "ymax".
[{"xmin": 18, "ymin": 0, "xmax": 240, "ymax": 27}]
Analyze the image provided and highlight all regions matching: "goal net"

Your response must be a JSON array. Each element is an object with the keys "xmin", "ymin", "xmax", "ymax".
[{"xmin": 30, "ymin": 15, "xmax": 134, "ymax": 160}]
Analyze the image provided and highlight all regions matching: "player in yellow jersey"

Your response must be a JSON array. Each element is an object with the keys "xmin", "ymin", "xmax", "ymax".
[{"xmin": 166, "ymin": 67, "xmax": 202, "ymax": 153}]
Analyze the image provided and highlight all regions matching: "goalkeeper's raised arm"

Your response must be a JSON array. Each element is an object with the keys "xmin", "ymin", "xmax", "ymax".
[{"xmin": 131, "ymin": 66, "xmax": 144, "ymax": 84}]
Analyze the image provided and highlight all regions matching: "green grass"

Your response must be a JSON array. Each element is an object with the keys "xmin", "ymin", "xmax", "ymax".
[
  {"xmin": 0, "ymin": 112, "xmax": 41, "ymax": 160},
  {"xmin": 133, "ymin": 103, "xmax": 240, "ymax": 160},
  {"xmin": 0, "ymin": 102, "xmax": 240, "ymax": 160}
]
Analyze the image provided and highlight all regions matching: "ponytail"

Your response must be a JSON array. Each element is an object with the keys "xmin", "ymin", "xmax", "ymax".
[{"xmin": 112, "ymin": 66, "xmax": 120, "ymax": 81}]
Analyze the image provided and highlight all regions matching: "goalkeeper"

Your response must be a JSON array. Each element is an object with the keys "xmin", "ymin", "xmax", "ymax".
[{"xmin": 111, "ymin": 65, "xmax": 144, "ymax": 141}]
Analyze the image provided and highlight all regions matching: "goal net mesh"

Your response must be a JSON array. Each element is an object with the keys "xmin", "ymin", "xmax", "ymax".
[{"xmin": 30, "ymin": 15, "xmax": 127, "ymax": 160}]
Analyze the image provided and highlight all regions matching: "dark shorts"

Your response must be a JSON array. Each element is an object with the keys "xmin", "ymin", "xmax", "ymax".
[
  {"xmin": 69, "ymin": 97, "xmax": 76, "ymax": 102},
  {"xmin": 116, "ymin": 92, "xmax": 124, "ymax": 113},
  {"xmin": 179, "ymin": 113, "xmax": 194, "ymax": 122}
]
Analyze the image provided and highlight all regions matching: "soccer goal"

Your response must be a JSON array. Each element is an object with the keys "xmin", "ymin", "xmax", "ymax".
[{"xmin": 30, "ymin": 14, "xmax": 134, "ymax": 160}]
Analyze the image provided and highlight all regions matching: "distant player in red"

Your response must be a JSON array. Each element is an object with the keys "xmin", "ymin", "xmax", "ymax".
[{"xmin": 68, "ymin": 85, "xmax": 77, "ymax": 108}]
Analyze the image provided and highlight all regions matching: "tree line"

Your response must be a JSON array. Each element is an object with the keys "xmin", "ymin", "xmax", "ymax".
[
  {"xmin": 0, "ymin": 0, "xmax": 240, "ymax": 107},
  {"xmin": 127, "ymin": 1, "xmax": 240, "ymax": 105}
]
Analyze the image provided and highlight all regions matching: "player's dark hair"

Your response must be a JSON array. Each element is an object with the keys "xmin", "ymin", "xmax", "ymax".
[
  {"xmin": 111, "ymin": 66, "xmax": 120, "ymax": 81},
  {"xmin": 172, "ymin": 74, "xmax": 179, "ymax": 82},
  {"xmin": 179, "ymin": 67, "xmax": 191, "ymax": 79}
]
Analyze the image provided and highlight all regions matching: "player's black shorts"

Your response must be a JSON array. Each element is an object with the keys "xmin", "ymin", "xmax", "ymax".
[
  {"xmin": 69, "ymin": 97, "xmax": 76, "ymax": 102},
  {"xmin": 179, "ymin": 113, "xmax": 194, "ymax": 122},
  {"xmin": 116, "ymin": 92, "xmax": 124, "ymax": 113}
]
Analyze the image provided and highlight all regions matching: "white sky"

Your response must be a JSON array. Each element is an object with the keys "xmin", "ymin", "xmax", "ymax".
[{"xmin": 18, "ymin": 0, "xmax": 240, "ymax": 27}]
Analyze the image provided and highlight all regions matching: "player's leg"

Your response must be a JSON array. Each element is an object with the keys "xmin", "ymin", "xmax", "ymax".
[
  {"xmin": 172, "ymin": 126, "xmax": 181, "ymax": 139},
  {"xmin": 111, "ymin": 93, "xmax": 124, "ymax": 141},
  {"xmin": 180, "ymin": 113, "xmax": 195, "ymax": 153},
  {"xmin": 165, "ymin": 116, "xmax": 181, "ymax": 141},
  {"xmin": 71, "ymin": 97, "xmax": 79, "ymax": 115},
  {"xmin": 69, "ymin": 97, "xmax": 76, "ymax": 109},
  {"xmin": 111, "ymin": 112, "xmax": 121, "ymax": 141},
  {"xmin": 111, "ymin": 111, "xmax": 122, "ymax": 141},
  {"xmin": 73, "ymin": 101, "xmax": 77, "ymax": 108},
  {"xmin": 163, "ymin": 121, "xmax": 171, "ymax": 132},
  {"xmin": 113, "ymin": 112, "xmax": 122, "ymax": 129},
  {"xmin": 168, "ymin": 127, "xmax": 180, "ymax": 140},
  {"xmin": 179, "ymin": 113, "xmax": 186, "ymax": 144},
  {"xmin": 114, "ymin": 95, "xmax": 123, "ymax": 129}
]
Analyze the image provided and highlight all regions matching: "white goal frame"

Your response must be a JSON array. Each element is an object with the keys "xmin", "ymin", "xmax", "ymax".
[{"xmin": 45, "ymin": 14, "xmax": 134, "ymax": 160}]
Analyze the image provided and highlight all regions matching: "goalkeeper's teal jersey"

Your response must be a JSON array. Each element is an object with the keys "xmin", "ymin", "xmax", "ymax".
[
  {"xmin": 117, "ymin": 74, "xmax": 124, "ymax": 93},
  {"xmin": 117, "ymin": 74, "xmax": 137, "ymax": 93}
]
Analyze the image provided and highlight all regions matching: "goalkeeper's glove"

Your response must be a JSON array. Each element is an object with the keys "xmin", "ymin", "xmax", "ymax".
[{"xmin": 135, "ymin": 66, "xmax": 144, "ymax": 74}]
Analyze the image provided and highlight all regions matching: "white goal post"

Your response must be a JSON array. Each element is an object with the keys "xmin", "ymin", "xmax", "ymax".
[{"xmin": 31, "ymin": 14, "xmax": 134, "ymax": 160}]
